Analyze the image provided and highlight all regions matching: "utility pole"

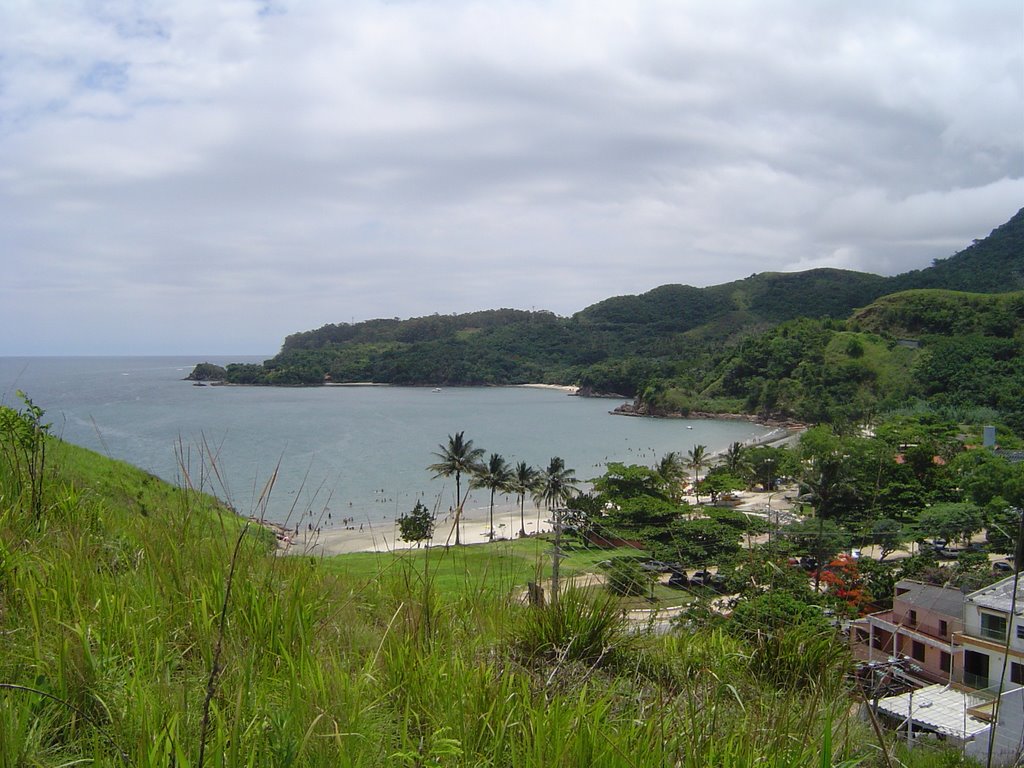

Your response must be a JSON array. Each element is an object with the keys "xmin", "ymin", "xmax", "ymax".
[
  {"xmin": 551, "ymin": 506, "xmax": 563, "ymax": 608},
  {"xmin": 906, "ymin": 686, "xmax": 914, "ymax": 750}
]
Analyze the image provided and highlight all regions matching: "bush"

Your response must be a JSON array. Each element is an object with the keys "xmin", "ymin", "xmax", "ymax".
[{"xmin": 512, "ymin": 589, "xmax": 628, "ymax": 667}]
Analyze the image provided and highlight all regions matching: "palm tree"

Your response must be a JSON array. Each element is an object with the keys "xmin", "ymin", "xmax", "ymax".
[
  {"xmin": 534, "ymin": 456, "xmax": 579, "ymax": 511},
  {"xmin": 724, "ymin": 441, "xmax": 745, "ymax": 474},
  {"xmin": 801, "ymin": 452, "xmax": 857, "ymax": 592},
  {"xmin": 427, "ymin": 431, "xmax": 485, "ymax": 546},
  {"xmin": 511, "ymin": 461, "xmax": 540, "ymax": 538},
  {"xmin": 655, "ymin": 451, "xmax": 685, "ymax": 503},
  {"xmin": 471, "ymin": 452, "xmax": 513, "ymax": 541},
  {"xmin": 687, "ymin": 444, "xmax": 709, "ymax": 503}
]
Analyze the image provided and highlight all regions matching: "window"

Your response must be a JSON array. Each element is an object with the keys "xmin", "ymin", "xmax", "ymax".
[
  {"xmin": 909, "ymin": 610, "xmax": 918, "ymax": 626},
  {"xmin": 939, "ymin": 620, "xmax": 948, "ymax": 637},
  {"xmin": 981, "ymin": 613, "xmax": 1008, "ymax": 642},
  {"xmin": 911, "ymin": 640, "xmax": 926, "ymax": 662},
  {"xmin": 1017, "ymin": 624, "xmax": 1024, "ymax": 640},
  {"xmin": 1012, "ymin": 663, "xmax": 1024, "ymax": 685},
  {"xmin": 940, "ymin": 651, "xmax": 951, "ymax": 674}
]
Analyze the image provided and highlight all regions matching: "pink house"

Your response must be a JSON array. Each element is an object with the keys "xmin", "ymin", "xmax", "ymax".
[{"xmin": 852, "ymin": 579, "xmax": 964, "ymax": 684}]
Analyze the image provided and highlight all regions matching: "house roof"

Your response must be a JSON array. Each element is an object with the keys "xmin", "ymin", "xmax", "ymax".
[
  {"xmin": 875, "ymin": 684, "xmax": 992, "ymax": 739},
  {"xmin": 994, "ymin": 449, "xmax": 1024, "ymax": 464},
  {"xmin": 894, "ymin": 579, "xmax": 966, "ymax": 619},
  {"xmin": 967, "ymin": 576, "xmax": 1024, "ymax": 616}
]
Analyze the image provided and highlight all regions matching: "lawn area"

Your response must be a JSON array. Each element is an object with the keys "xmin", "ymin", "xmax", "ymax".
[
  {"xmin": 320, "ymin": 535, "xmax": 692, "ymax": 611},
  {"xmin": 320, "ymin": 536, "xmax": 552, "ymax": 598}
]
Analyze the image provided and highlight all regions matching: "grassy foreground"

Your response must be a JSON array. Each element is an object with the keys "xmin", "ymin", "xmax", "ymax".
[{"xmin": 0, "ymin": 414, "xmax": 975, "ymax": 766}]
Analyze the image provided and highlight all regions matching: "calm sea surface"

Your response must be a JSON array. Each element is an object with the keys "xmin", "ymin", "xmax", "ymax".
[{"xmin": 0, "ymin": 357, "xmax": 772, "ymax": 526}]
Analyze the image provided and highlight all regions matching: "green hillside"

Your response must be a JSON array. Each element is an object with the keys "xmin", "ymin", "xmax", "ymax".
[
  {"xmin": 888, "ymin": 207, "xmax": 1024, "ymax": 294},
  {"xmin": 637, "ymin": 289, "xmax": 1024, "ymax": 431},
  {"xmin": 218, "ymin": 209, "xmax": 1024, "ymax": 420}
]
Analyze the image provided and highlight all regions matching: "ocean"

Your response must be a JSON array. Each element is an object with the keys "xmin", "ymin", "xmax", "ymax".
[{"xmin": 0, "ymin": 356, "xmax": 773, "ymax": 527}]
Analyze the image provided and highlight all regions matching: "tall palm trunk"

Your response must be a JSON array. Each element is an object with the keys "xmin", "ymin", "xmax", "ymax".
[
  {"xmin": 454, "ymin": 472, "xmax": 462, "ymax": 546},
  {"xmin": 488, "ymin": 487, "xmax": 496, "ymax": 541}
]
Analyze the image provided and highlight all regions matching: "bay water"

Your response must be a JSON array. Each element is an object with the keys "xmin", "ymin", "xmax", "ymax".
[{"xmin": 0, "ymin": 356, "xmax": 773, "ymax": 528}]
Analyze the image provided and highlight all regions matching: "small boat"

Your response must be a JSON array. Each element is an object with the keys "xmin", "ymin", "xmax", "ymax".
[
  {"xmin": 432, "ymin": 388, "xmax": 442, "ymax": 393},
  {"xmin": 193, "ymin": 381, "xmax": 208, "ymax": 387}
]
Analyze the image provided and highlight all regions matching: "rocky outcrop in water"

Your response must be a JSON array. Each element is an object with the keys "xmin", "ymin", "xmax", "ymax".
[{"xmin": 186, "ymin": 362, "xmax": 227, "ymax": 382}]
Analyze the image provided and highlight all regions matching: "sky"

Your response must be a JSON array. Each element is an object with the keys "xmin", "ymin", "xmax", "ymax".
[{"xmin": 2, "ymin": 1, "xmax": 1022, "ymax": 356}]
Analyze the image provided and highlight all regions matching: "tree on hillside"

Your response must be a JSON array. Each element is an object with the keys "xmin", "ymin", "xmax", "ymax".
[
  {"xmin": 471, "ymin": 452, "xmax": 513, "ymax": 541},
  {"xmin": 511, "ymin": 461, "xmax": 540, "ymax": 538},
  {"xmin": 427, "ymin": 431, "xmax": 485, "ymax": 546}
]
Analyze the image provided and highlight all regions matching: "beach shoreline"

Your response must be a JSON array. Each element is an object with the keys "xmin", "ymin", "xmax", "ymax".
[
  {"xmin": 278, "ymin": 498, "xmax": 554, "ymax": 556},
  {"xmin": 512, "ymin": 383, "xmax": 580, "ymax": 394}
]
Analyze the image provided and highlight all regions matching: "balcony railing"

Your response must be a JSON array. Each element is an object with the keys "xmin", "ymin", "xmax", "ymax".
[
  {"xmin": 979, "ymin": 626, "xmax": 1007, "ymax": 642},
  {"xmin": 964, "ymin": 671, "xmax": 990, "ymax": 690}
]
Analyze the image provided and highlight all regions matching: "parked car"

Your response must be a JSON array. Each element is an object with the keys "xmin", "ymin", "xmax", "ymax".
[
  {"xmin": 667, "ymin": 571, "xmax": 689, "ymax": 589},
  {"xmin": 640, "ymin": 560, "xmax": 673, "ymax": 572},
  {"xmin": 690, "ymin": 570, "xmax": 727, "ymax": 591},
  {"xmin": 689, "ymin": 569, "xmax": 713, "ymax": 584},
  {"xmin": 937, "ymin": 543, "xmax": 986, "ymax": 560},
  {"xmin": 993, "ymin": 560, "xmax": 1014, "ymax": 573}
]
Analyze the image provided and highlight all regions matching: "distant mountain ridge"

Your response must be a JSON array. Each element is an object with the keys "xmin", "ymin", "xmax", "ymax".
[{"xmin": 222, "ymin": 208, "xmax": 1024, "ymax": 403}]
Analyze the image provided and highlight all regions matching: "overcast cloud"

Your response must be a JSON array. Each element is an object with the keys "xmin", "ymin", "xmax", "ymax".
[{"xmin": 2, "ymin": 0, "xmax": 1022, "ymax": 355}]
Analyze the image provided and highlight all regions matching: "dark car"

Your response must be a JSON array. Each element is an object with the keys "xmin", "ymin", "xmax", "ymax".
[
  {"xmin": 690, "ymin": 570, "xmax": 727, "ymax": 591},
  {"xmin": 689, "ymin": 569, "xmax": 713, "ymax": 585},
  {"xmin": 993, "ymin": 560, "xmax": 1014, "ymax": 573},
  {"xmin": 667, "ymin": 571, "xmax": 689, "ymax": 588}
]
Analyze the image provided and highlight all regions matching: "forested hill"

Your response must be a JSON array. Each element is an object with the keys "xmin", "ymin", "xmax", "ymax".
[
  {"xmin": 887, "ymin": 207, "xmax": 1024, "ymax": 294},
  {"xmin": 220, "ymin": 209, "xmax": 1024, "ymax": 425}
]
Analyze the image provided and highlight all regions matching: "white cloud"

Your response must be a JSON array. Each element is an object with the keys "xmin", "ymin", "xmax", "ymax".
[{"xmin": 0, "ymin": 0, "xmax": 1021, "ymax": 354}]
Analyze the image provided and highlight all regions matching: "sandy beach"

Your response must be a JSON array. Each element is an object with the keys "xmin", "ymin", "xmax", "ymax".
[
  {"xmin": 276, "ymin": 485, "xmax": 802, "ymax": 557},
  {"xmin": 280, "ymin": 499, "xmax": 554, "ymax": 556},
  {"xmin": 512, "ymin": 383, "xmax": 580, "ymax": 394}
]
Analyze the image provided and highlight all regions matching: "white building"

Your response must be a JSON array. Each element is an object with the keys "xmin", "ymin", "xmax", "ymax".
[{"xmin": 958, "ymin": 576, "xmax": 1024, "ymax": 691}]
